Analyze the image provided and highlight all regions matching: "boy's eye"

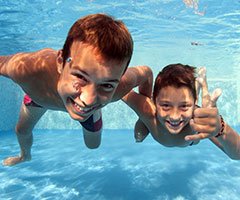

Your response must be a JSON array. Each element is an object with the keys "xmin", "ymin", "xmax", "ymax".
[
  {"xmin": 180, "ymin": 104, "xmax": 190, "ymax": 111},
  {"xmin": 100, "ymin": 84, "xmax": 115, "ymax": 92},
  {"xmin": 161, "ymin": 104, "xmax": 170, "ymax": 110},
  {"xmin": 76, "ymin": 74, "xmax": 88, "ymax": 82},
  {"xmin": 162, "ymin": 104, "xmax": 169, "ymax": 108}
]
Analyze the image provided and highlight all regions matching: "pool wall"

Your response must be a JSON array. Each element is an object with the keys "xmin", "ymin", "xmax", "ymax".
[{"xmin": 0, "ymin": 0, "xmax": 239, "ymax": 131}]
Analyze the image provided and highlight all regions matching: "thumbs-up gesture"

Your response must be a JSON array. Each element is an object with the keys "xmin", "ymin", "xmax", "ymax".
[{"xmin": 185, "ymin": 67, "xmax": 222, "ymax": 141}]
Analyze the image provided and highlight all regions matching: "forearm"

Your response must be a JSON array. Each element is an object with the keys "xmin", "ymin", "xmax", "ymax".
[
  {"xmin": 137, "ymin": 66, "xmax": 153, "ymax": 98},
  {"xmin": 122, "ymin": 90, "xmax": 136, "ymax": 109},
  {"xmin": 214, "ymin": 123, "xmax": 240, "ymax": 160},
  {"xmin": 113, "ymin": 66, "xmax": 153, "ymax": 101}
]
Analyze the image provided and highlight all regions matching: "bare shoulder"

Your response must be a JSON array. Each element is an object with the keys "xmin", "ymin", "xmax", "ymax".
[
  {"xmin": 32, "ymin": 48, "xmax": 57, "ymax": 58},
  {"xmin": 12, "ymin": 48, "xmax": 57, "ymax": 63},
  {"xmin": 1, "ymin": 48, "xmax": 58, "ymax": 82}
]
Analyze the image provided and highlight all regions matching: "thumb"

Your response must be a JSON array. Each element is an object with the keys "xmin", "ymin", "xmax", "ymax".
[{"xmin": 189, "ymin": 119, "xmax": 195, "ymax": 131}]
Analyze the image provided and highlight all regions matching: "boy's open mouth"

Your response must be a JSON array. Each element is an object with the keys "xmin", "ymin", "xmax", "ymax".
[
  {"xmin": 68, "ymin": 98, "xmax": 96, "ymax": 115},
  {"xmin": 166, "ymin": 120, "xmax": 184, "ymax": 129},
  {"xmin": 67, "ymin": 97, "xmax": 104, "ymax": 116}
]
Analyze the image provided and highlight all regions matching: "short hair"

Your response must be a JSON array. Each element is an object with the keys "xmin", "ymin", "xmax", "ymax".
[
  {"xmin": 153, "ymin": 63, "xmax": 196, "ymax": 103},
  {"xmin": 62, "ymin": 13, "xmax": 133, "ymax": 69}
]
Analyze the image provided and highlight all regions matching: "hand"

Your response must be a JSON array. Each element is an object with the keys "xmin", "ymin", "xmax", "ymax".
[
  {"xmin": 134, "ymin": 118, "xmax": 149, "ymax": 142},
  {"xmin": 185, "ymin": 67, "xmax": 222, "ymax": 141}
]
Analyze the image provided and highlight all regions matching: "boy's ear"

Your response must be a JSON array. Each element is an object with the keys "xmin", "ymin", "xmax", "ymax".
[{"xmin": 57, "ymin": 50, "xmax": 64, "ymax": 74}]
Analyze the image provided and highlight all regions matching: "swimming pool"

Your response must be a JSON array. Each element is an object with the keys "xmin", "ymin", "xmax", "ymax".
[{"xmin": 0, "ymin": 0, "xmax": 239, "ymax": 199}]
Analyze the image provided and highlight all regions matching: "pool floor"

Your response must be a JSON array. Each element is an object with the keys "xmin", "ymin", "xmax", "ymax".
[{"xmin": 0, "ymin": 129, "xmax": 239, "ymax": 200}]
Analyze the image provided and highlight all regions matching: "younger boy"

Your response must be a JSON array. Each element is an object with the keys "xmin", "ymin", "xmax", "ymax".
[
  {"xmin": 123, "ymin": 64, "xmax": 240, "ymax": 160},
  {"xmin": 0, "ymin": 14, "xmax": 153, "ymax": 166}
]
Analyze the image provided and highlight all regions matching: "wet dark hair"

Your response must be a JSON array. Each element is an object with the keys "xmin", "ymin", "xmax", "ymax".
[
  {"xmin": 153, "ymin": 63, "xmax": 196, "ymax": 103},
  {"xmin": 62, "ymin": 13, "xmax": 133, "ymax": 71}
]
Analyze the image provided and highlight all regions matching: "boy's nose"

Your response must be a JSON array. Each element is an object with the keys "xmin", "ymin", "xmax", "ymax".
[
  {"xmin": 80, "ymin": 84, "xmax": 98, "ymax": 106},
  {"xmin": 169, "ymin": 108, "xmax": 181, "ymax": 121}
]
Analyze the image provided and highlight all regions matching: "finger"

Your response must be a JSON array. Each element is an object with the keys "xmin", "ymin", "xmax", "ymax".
[
  {"xmin": 197, "ymin": 66, "xmax": 206, "ymax": 78},
  {"xmin": 185, "ymin": 132, "xmax": 210, "ymax": 141},
  {"xmin": 192, "ymin": 117, "xmax": 218, "ymax": 126},
  {"xmin": 197, "ymin": 67, "xmax": 214, "ymax": 108},
  {"xmin": 190, "ymin": 118, "xmax": 216, "ymax": 133},
  {"xmin": 197, "ymin": 67, "xmax": 207, "ymax": 86},
  {"xmin": 198, "ymin": 68, "xmax": 210, "ymax": 105},
  {"xmin": 210, "ymin": 88, "xmax": 222, "ymax": 107},
  {"xmin": 195, "ymin": 67, "xmax": 206, "ymax": 106},
  {"xmin": 194, "ymin": 107, "xmax": 218, "ymax": 118},
  {"xmin": 195, "ymin": 78, "xmax": 200, "ymax": 105}
]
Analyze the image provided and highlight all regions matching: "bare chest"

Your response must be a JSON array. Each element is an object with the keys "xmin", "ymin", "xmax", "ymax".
[
  {"xmin": 151, "ymin": 122, "xmax": 195, "ymax": 147},
  {"xmin": 18, "ymin": 75, "xmax": 65, "ymax": 110}
]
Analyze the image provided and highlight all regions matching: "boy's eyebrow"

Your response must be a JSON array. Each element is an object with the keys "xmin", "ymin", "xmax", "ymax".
[
  {"xmin": 72, "ymin": 66, "xmax": 120, "ymax": 83},
  {"xmin": 158, "ymin": 99, "xmax": 170, "ymax": 102},
  {"xmin": 159, "ymin": 100, "xmax": 191, "ymax": 104}
]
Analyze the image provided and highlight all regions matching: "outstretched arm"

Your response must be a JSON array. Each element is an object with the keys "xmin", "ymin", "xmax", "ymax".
[
  {"xmin": 112, "ymin": 65, "xmax": 153, "ymax": 101},
  {"xmin": 0, "ymin": 55, "xmax": 13, "ymax": 76},
  {"xmin": 122, "ymin": 89, "xmax": 156, "ymax": 143},
  {"xmin": 122, "ymin": 90, "xmax": 155, "ymax": 122},
  {"xmin": 186, "ymin": 67, "xmax": 240, "ymax": 160},
  {"xmin": 116, "ymin": 66, "xmax": 153, "ymax": 142}
]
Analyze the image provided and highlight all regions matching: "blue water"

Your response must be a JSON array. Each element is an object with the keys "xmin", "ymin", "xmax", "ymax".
[
  {"xmin": 0, "ymin": 0, "xmax": 240, "ymax": 199},
  {"xmin": 0, "ymin": 129, "xmax": 239, "ymax": 200}
]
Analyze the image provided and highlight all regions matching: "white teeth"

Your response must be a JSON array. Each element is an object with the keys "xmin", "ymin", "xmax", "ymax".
[
  {"xmin": 169, "ymin": 121, "xmax": 180, "ymax": 126},
  {"xmin": 74, "ymin": 103, "xmax": 91, "ymax": 112},
  {"xmin": 75, "ymin": 103, "xmax": 81, "ymax": 110}
]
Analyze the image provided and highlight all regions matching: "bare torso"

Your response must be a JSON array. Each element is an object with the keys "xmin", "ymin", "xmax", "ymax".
[
  {"xmin": 0, "ymin": 48, "xmax": 65, "ymax": 110},
  {"xmin": 143, "ymin": 102, "xmax": 196, "ymax": 147}
]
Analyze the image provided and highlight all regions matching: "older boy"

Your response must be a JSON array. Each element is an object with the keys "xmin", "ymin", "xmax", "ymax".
[
  {"xmin": 0, "ymin": 14, "xmax": 153, "ymax": 166},
  {"xmin": 123, "ymin": 64, "xmax": 240, "ymax": 160}
]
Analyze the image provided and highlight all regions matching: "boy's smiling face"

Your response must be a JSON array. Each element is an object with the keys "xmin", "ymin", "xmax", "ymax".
[
  {"xmin": 57, "ymin": 41, "xmax": 127, "ymax": 122},
  {"xmin": 155, "ymin": 85, "xmax": 195, "ymax": 134}
]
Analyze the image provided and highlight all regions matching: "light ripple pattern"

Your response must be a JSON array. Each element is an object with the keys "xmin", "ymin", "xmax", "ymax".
[{"xmin": 0, "ymin": 129, "xmax": 239, "ymax": 200}]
